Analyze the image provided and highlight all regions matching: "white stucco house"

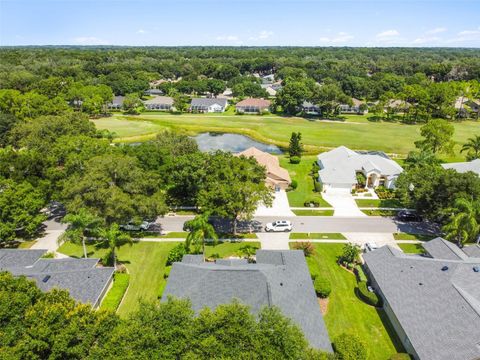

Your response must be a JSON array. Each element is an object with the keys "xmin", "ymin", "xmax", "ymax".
[
  {"xmin": 190, "ymin": 98, "xmax": 228, "ymax": 113},
  {"xmin": 317, "ymin": 146, "xmax": 403, "ymax": 192},
  {"xmin": 441, "ymin": 159, "xmax": 480, "ymax": 176}
]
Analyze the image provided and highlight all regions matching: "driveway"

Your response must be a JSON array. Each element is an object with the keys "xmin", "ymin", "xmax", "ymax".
[
  {"xmin": 322, "ymin": 189, "xmax": 366, "ymax": 217},
  {"xmin": 343, "ymin": 232, "xmax": 400, "ymax": 250},
  {"xmin": 257, "ymin": 232, "xmax": 290, "ymax": 250},
  {"xmin": 254, "ymin": 190, "xmax": 295, "ymax": 217},
  {"xmin": 31, "ymin": 219, "xmax": 68, "ymax": 255}
]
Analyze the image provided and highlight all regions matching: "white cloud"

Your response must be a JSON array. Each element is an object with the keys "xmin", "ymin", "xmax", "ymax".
[
  {"xmin": 319, "ymin": 32, "xmax": 354, "ymax": 43},
  {"xmin": 458, "ymin": 28, "xmax": 480, "ymax": 36},
  {"xmin": 249, "ymin": 30, "xmax": 274, "ymax": 41},
  {"xmin": 426, "ymin": 27, "xmax": 447, "ymax": 34},
  {"xmin": 447, "ymin": 27, "xmax": 480, "ymax": 43},
  {"xmin": 73, "ymin": 36, "xmax": 107, "ymax": 45},
  {"xmin": 412, "ymin": 36, "xmax": 441, "ymax": 45},
  {"xmin": 137, "ymin": 29, "xmax": 148, "ymax": 34},
  {"xmin": 216, "ymin": 35, "xmax": 239, "ymax": 41},
  {"xmin": 376, "ymin": 29, "xmax": 399, "ymax": 38}
]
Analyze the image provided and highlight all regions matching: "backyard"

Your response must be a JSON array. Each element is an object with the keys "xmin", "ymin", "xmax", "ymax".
[
  {"xmin": 94, "ymin": 113, "xmax": 478, "ymax": 160},
  {"xmin": 303, "ymin": 243, "xmax": 403, "ymax": 360},
  {"xmin": 58, "ymin": 240, "xmax": 259, "ymax": 316}
]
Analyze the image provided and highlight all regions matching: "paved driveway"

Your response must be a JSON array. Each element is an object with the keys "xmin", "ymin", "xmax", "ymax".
[
  {"xmin": 257, "ymin": 232, "xmax": 290, "ymax": 250},
  {"xmin": 31, "ymin": 219, "xmax": 68, "ymax": 254},
  {"xmin": 254, "ymin": 190, "xmax": 295, "ymax": 217},
  {"xmin": 343, "ymin": 232, "xmax": 400, "ymax": 250},
  {"xmin": 322, "ymin": 190, "xmax": 366, "ymax": 217}
]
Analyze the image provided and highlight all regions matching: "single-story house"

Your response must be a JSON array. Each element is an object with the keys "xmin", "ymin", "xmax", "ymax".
[
  {"xmin": 386, "ymin": 99, "xmax": 410, "ymax": 112},
  {"xmin": 363, "ymin": 238, "xmax": 480, "ymax": 360},
  {"xmin": 235, "ymin": 98, "xmax": 271, "ymax": 114},
  {"xmin": 302, "ymin": 101, "xmax": 321, "ymax": 115},
  {"xmin": 162, "ymin": 250, "xmax": 332, "ymax": 352},
  {"xmin": 261, "ymin": 84, "xmax": 277, "ymax": 97},
  {"xmin": 441, "ymin": 159, "xmax": 480, "ymax": 176},
  {"xmin": 143, "ymin": 96, "xmax": 174, "ymax": 111},
  {"xmin": 339, "ymin": 98, "xmax": 367, "ymax": 114},
  {"xmin": 261, "ymin": 74, "xmax": 275, "ymax": 84},
  {"xmin": 236, "ymin": 147, "xmax": 291, "ymax": 190},
  {"xmin": 144, "ymin": 89, "xmax": 164, "ymax": 96},
  {"xmin": 107, "ymin": 95, "xmax": 125, "ymax": 110},
  {"xmin": 455, "ymin": 97, "xmax": 480, "ymax": 118},
  {"xmin": 190, "ymin": 98, "xmax": 228, "ymax": 113},
  {"xmin": 317, "ymin": 146, "xmax": 403, "ymax": 192},
  {"xmin": 0, "ymin": 249, "xmax": 114, "ymax": 308}
]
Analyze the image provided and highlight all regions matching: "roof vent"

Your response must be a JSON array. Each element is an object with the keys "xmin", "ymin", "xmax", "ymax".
[
  {"xmin": 441, "ymin": 266, "xmax": 449, "ymax": 271},
  {"xmin": 473, "ymin": 266, "xmax": 480, "ymax": 273},
  {"xmin": 42, "ymin": 275, "xmax": 51, "ymax": 283},
  {"xmin": 419, "ymin": 282, "xmax": 423, "ymax": 286}
]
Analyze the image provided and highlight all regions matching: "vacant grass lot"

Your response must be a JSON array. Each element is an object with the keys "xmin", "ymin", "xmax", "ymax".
[
  {"xmin": 94, "ymin": 113, "xmax": 478, "ymax": 159},
  {"xmin": 279, "ymin": 156, "xmax": 331, "ymax": 207},
  {"xmin": 58, "ymin": 240, "xmax": 260, "ymax": 316},
  {"xmin": 304, "ymin": 244, "xmax": 403, "ymax": 359}
]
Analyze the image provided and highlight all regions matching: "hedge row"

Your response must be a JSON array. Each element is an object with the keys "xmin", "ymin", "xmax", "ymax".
[
  {"xmin": 100, "ymin": 273, "xmax": 130, "ymax": 312},
  {"xmin": 357, "ymin": 281, "xmax": 382, "ymax": 307}
]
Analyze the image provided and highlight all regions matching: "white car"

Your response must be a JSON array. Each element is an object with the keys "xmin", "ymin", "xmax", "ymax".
[
  {"xmin": 120, "ymin": 221, "xmax": 153, "ymax": 231},
  {"xmin": 265, "ymin": 220, "xmax": 293, "ymax": 232},
  {"xmin": 365, "ymin": 242, "xmax": 379, "ymax": 252}
]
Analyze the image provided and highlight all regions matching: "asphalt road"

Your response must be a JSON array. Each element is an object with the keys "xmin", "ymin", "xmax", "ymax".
[{"xmin": 157, "ymin": 215, "xmax": 439, "ymax": 235}]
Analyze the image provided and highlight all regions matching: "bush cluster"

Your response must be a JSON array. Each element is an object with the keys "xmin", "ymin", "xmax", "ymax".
[
  {"xmin": 290, "ymin": 156, "xmax": 301, "ymax": 164},
  {"xmin": 354, "ymin": 265, "xmax": 368, "ymax": 282},
  {"xmin": 334, "ymin": 333, "xmax": 368, "ymax": 360},
  {"xmin": 375, "ymin": 186, "xmax": 396, "ymax": 199},
  {"xmin": 357, "ymin": 281, "xmax": 382, "ymax": 307},
  {"xmin": 289, "ymin": 179, "xmax": 298, "ymax": 190},
  {"xmin": 166, "ymin": 243, "xmax": 187, "ymax": 265},
  {"xmin": 292, "ymin": 241, "xmax": 316, "ymax": 257},
  {"xmin": 314, "ymin": 275, "xmax": 332, "ymax": 298},
  {"xmin": 313, "ymin": 179, "xmax": 323, "ymax": 192}
]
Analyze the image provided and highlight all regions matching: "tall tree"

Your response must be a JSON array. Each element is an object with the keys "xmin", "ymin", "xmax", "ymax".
[
  {"xmin": 60, "ymin": 208, "xmax": 103, "ymax": 258},
  {"xmin": 288, "ymin": 132, "xmax": 304, "ymax": 158},
  {"xmin": 461, "ymin": 135, "xmax": 480, "ymax": 161},
  {"xmin": 443, "ymin": 198, "xmax": 480, "ymax": 246},
  {"xmin": 99, "ymin": 223, "xmax": 132, "ymax": 268},
  {"xmin": 414, "ymin": 119, "xmax": 455, "ymax": 154},
  {"xmin": 183, "ymin": 213, "xmax": 218, "ymax": 259}
]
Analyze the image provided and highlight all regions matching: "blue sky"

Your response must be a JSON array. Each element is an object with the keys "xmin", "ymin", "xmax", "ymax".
[{"xmin": 1, "ymin": 0, "xmax": 479, "ymax": 47}]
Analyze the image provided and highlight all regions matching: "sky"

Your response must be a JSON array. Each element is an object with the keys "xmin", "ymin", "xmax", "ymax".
[{"xmin": 0, "ymin": 0, "xmax": 479, "ymax": 47}]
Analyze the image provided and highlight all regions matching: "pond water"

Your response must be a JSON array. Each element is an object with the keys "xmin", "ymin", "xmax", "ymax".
[{"xmin": 194, "ymin": 133, "xmax": 283, "ymax": 154}]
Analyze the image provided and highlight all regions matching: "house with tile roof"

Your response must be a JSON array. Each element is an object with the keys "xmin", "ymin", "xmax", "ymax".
[
  {"xmin": 363, "ymin": 239, "xmax": 480, "ymax": 360},
  {"xmin": 162, "ymin": 250, "xmax": 332, "ymax": 352},
  {"xmin": 317, "ymin": 146, "xmax": 403, "ymax": 192},
  {"xmin": 235, "ymin": 98, "xmax": 271, "ymax": 114},
  {"xmin": 441, "ymin": 159, "xmax": 480, "ymax": 176},
  {"xmin": 236, "ymin": 147, "xmax": 291, "ymax": 190},
  {"xmin": 190, "ymin": 97, "xmax": 228, "ymax": 113},
  {"xmin": 0, "ymin": 249, "xmax": 114, "ymax": 308}
]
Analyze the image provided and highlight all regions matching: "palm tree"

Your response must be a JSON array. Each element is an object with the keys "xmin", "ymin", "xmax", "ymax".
[
  {"xmin": 461, "ymin": 135, "xmax": 480, "ymax": 160},
  {"xmin": 443, "ymin": 198, "xmax": 480, "ymax": 247},
  {"xmin": 184, "ymin": 214, "xmax": 218, "ymax": 260},
  {"xmin": 99, "ymin": 223, "xmax": 132, "ymax": 268},
  {"xmin": 60, "ymin": 208, "xmax": 103, "ymax": 258}
]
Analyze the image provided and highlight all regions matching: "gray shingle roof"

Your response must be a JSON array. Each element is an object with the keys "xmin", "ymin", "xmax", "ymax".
[
  {"xmin": 190, "ymin": 98, "xmax": 227, "ymax": 108},
  {"xmin": 143, "ymin": 96, "xmax": 174, "ymax": 106},
  {"xmin": 162, "ymin": 250, "xmax": 332, "ymax": 352},
  {"xmin": 364, "ymin": 241, "xmax": 480, "ymax": 360},
  {"xmin": 423, "ymin": 237, "xmax": 469, "ymax": 261},
  {"xmin": 463, "ymin": 244, "xmax": 480, "ymax": 258},
  {"xmin": 0, "ymin": 249, "xmax": 113, "ymax": 307},
  {"xmin": 441, "ymin": 159, "xmax": 480, "ymax": 176}
]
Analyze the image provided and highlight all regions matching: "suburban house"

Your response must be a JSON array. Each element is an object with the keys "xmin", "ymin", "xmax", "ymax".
[
  {"xmin": 455, "ymin": 97, "xmax": 480, "ymax": 118},
  {"xmin": 363, "ymin": 238, "xmax": 480, "ymax": 360},
  {"xmin": 0, "ymin": 249, "xmax": 114, "ymax": 308},
  {"xmin": 107, "ymin": 95, "xmax": 125, "ymax": 110},
  {"xmin": 261, "ymin": 74, "xmax": 275, "ymax": 84},
  {"xmin": 442, "ymin": 159, "xmax": 480, "ymax": 176},
  {"xmin": 143, "ymin": 96, "xmax": 174, "ymax": 111},
  {"xmin": 339, "ymin": 98, "xmax": 367, "ymax": 114},
  {"xmin": 302, "ymin": 101, "xmax": 321, "ymax": 115},
  {"xmin": 317, "ymin": 146, "xmax": 403, "ymax": 192},
  {"xmin": 162, "ymin": 250, "xmax": 332, "ymax": 352},
  {"xmin": 386, "ymin": 99, "xmax": 410, "ymax": 112},
  {"xmin": 190, "ymin": 98, "xmax": 228, "ymax": 113},
  {"xmin": 236, "ymin": 147, "xmax": 291, "ymax": 190},
  {"xmin": 235, "ymin": 98, "xmax": 271, "ymax": 114},
  {"xmin": 144, "ymin": 88, "xmax": 164, "ymax": 96}
]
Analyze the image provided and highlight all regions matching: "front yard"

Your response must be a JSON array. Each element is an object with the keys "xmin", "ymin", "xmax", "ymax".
[
  {"xmin": 303, "ymin": 244, "xmax": 403, "ymax": 359},
  {"xmin": 355, "ymin": 199, "xmax": 404, "ymax": 208},
  {"xmin": 58, "ymin": 240, "xmax": 259, "ymax": 316}
]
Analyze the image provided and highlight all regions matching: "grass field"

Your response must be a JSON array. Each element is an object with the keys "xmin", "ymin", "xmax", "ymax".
[
  {"xmin": 58, "ymin": 240, "xmax": 259, "ymax": 316},
  {"xmin": 289, "ymin": 233, "xmax": 346, "ymax": 240},
  {"xmin": 304, "ymin": 244, "xmax": 403, "ymax": 359},
  {"xmin": 94, "ymin": 113, "xmax": 479, "ymax": 159},
  {"xmin": 280, "ymin": 156, "xmax": 331, "ymax": 207}
]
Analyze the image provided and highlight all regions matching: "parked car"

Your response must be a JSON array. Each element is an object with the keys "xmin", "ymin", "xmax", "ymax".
[
  {"xmin": 365, "ymin": 242, "xmax": 379, "ymax": 252},
  {"xmin": 396, "ymin": 210, "xmax": 422, "ymax": 222},
  {"xmin": 265, "ymin": 220, "xmax": 293, "ymax": 232},
  {"xmin": 120, "ymin": 221, "xmax": 153, "ymax": 231}
]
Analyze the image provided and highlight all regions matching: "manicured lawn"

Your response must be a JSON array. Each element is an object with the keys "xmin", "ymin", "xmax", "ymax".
[
  {"xmin": 355, "ymin": 198, "xmax": 404, "ymax": 208},
  {"xmin": 160, "ymin": 231, "xmax": 189, "ymax": 238},
  {"xmin": 398, "ymin": 243, "xmax": 425, "ymax": 254},
  {"xmin": 279, "ymin": 156, "xmax": 331, "ymax": 208},
  {"xmin": 304, "ymin": 244, "xmax": 403, "ymax": 359},
  {"xmin": 17, "ymin": 240, "xmax": 37, "ymax": 249},
  {"xmin": 204, "ymin": 241, "xmax": 260, "ymax": 258},
  {"xmin": 292, "ymin": 209, "xmax": 334, "ymax": 216},
  {"xmin": 362, "ymin": 209, "xmax": 398, "ymax": 216},
  {"xmin": 393, "ymin": 233, "xmax": 436, "ymax": 241},
  {"xmin": 100, "ymin": 273, "xmax": 130, "ymax": 312},
  {"xmin": 93, "ymin": 114, "xmax": 478, "ymax": 159},
  {"xmin": 290, "ymin": 233, "xmax": 346, "ymax": 240}
]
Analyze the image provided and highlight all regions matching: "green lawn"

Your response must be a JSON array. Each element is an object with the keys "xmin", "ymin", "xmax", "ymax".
[
  {"xmin": 397, "ymin": 243, "xmax": 425, "ymax": 254},
  {"xmin": 93, "ymin": 113, "xmax": 479, "ymax": 159},
  {"xmin": 280, "ymin": 156, "xmax": 332, "ymax": 208},
  {"xmin": 304, "ymin": 244, "xmax": 403, "ymax": 359},
  {"xmin": 362, "ymin": 209, "xmax": 398, "ymax": 216},
  {"xmin": 355, "ymin": 199, "xmax": 404, "ymax": 208},
  {"xmin": 292, "ymin": 209, "xmax": 334, "ymax": 216},
  {"xmin": 289, "ymin": 233, "xmax": 346, "ymax": 240},
  {"xmin": 204, "ymin": 241, "xmax": 260, "ymax": 258},
  {"xmin": 100, "ymin": 273, "xmax": 130, "ymax": 312},
  {"xmin": 393, "ymin": 233, "xmax": 436, "ymax": 241}
]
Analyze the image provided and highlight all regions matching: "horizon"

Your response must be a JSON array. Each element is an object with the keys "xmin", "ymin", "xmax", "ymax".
[{"xmin": 1, "ymin": 0, "xmax": 479, "ymax": 48}]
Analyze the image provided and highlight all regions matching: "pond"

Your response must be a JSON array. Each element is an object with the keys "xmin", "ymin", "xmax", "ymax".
[{"xmin": 194, "ymin": 132, "xmax": 283, "ymax": 154}]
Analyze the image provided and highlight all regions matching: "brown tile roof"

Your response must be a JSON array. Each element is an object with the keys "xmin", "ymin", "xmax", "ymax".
[
  {"xmin": 236, "ymin": 98, "xmax": 271, "ymax": 108},
  {"xmin": 236, "ymin": 147, "xmax": 291, "ymax": 184}
]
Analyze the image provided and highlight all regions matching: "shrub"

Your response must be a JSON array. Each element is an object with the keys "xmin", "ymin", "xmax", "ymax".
[
  {"xmin": 313, "ymin": 179, "xmax": 323, "ymax": 192},
  {"xmin": 375, "ymin": 186, "xmax": 396, "ymax": 199},
  {"xmin": 334, "ymin": 333, "xmax": 368, "ymax": 360},
  {"xmin": 290, "ymin": 179, "xmax": 298, "ymax": 190},
  {"xmin": 163, "ymin": 265, "xmax": 172, "ymax": 279},
  {"xmin": 357, "ymin": 281, "xmax": 382, "ymax": 307},
  {"xmin": 354, "ymin": 265, "xmax": 367, "ymax": 282},
  {"xmin": 166, "ymin": 243, "xmax": 187, "ymax": 265},
  {"xmin": 100, "ymin": 273, "xmax": 130, "ymax": 311},
  {"xmin": 41, "ymin": 252, "xmax": 55, "ymax": 259},
  {"xmin": 389, "ymin": 354, "xmax": 411, "ymax": 360},
  {"xmin": 338, "ymin": 243, "xmax": 361, "ymax": 265},
  {"xmin": 314, "ymin": 275, "xmax": 332, "ymax": 298},
  {"xmin": 290, "ymin": 156, "xmax": 301, "ymax": 164},
  {"xmin": 304, "ymin": 199, "xmax": 320, "ymax": 207},
  {"xmin": 356, "ymin": 172, "xmax": 366, "ymax": 187},
  {"xmin": 292, "ymin": 241, "xmax": 315, "ymax": 257}
]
